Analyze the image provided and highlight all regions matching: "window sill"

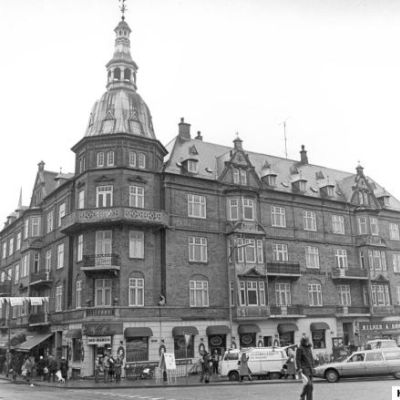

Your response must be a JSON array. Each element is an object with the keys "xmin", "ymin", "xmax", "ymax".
[{"xmin": 188, "ymin": 261, "xmax": 208, "ymax": 265}]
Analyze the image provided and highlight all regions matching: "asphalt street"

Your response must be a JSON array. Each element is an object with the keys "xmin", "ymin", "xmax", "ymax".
[{"xmin": 0, "ymin": 378, "xmax": 397, "ymax": 400}]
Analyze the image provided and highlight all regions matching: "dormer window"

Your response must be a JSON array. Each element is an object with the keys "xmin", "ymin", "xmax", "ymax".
[
  {"xmin": 298, "ymin": 180, "xmax": 307, "ymax": 192},
  {"xmin": 358, "ymin": 191, "xmax": 370, "ymax": 206},
  {"xmin": 320, "ymin": 184, "xmax": 335, "ymax": 198},
  {"xmin": 129, "ymin": 120, "xmax": 142, "ymax": 135},
  {"xmin": 326, "ymin": 186, "xmax": 334, "ymax": 197},
  {"xmin": 102, "ymin": 119, "xmax": 115, "ymax": 134},
  {"xmin": 264, "ymin": 174, "xmax": 277, "ymax": 187},
  {"xmin": 240, "ymin": 169, "xmax": 247, "ymax": 185},
  {"xmin": 233, "ymin": 168, "xmax": 239, "ymax": 184},
  {"xmin": 187, "ymin": 160, "xmax": 198, "ymax": 173},
  {"xmin": 292, "ymin": 179, "xmax": 307, "ymax": 193},
  {"xmin": 232, "ymin": 167, "xmax": 247, "ymax": 185}
]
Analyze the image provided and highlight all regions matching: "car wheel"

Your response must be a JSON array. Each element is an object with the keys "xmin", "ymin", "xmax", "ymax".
[
  {"xmin": 393, "ymin": 371, "xmax": 400, "ymax": 379},
  {"xmin": 228, "ymin": 371, "xmax": 239, "ymax": 381},
  {"xmin": 325, "ymin": 369, "xmax": 339, "ymax": 383}
]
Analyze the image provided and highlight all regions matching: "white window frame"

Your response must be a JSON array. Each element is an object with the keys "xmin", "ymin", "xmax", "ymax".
[
  {"xmin": 58, "ymin": 203, "xmax": 66, "ymax": 227},
  {"xmin": 308, "ymin": 283, "xmax": 323, "ymax": 306},
  {"xmin": 47, "ymin": 210, "xmax": 54, "ymax": 233},
  {"xmin": 96, "ymin": 185, "xmax": 113, "ymax": 208},
  {"xmin": 55, "ymin": 285, "xmax": 63, "ymax": 312},
  {"xmin": 188, "ymin": 194, "xmax": 206, "ymax": 219},
  {"xmin": 9, "ymin": 238, "xmax": 14, "ymax": 256},
  {"xmin": 24, "ymin": 219, "xmax": 29, "ymax": 239},
  {"xmin": 393, "ymin": 253, "xmax": 400, "ymax": 273},
  {"xmin": 271, "ymin": 206, "xmax": 286, "ymax": 227},
  {"xmin": 257, "ymin": 240, "xmax": 263, "ymax": 264},
  {"xmin": 273, "ymin": 243, "xmax": 288, "ymax": 262},
  {"xmin": 371, "ymin": 284, "xmax": 391, "ymax": 306},
  {"xmin": 129, "ymin": 278, "xmax": 144, "ymax": 307},
  {"xmin": 77, "ymin": 234, "xmax": 83, "ymax": 262},
  {"xmin": 357, "ymin": 216, "xmax": 368, "ymax": 235},
  {"xmin": 107, "ymin": 151, "xmax": 115, "ymax": 166},
  {"xmin": 57, "ymin": 243, "xmax": 64, "ymax": 269},
  {"xmin": 138, "ymin": 153, "xmax": 146, "ymax": 169},
  {"xmin": 390, "ymin": 223, "xmax": 400, "ymax": 241},
  {"xmin": 335, "ymin": 249, "xmax": 348, "ymax": 269},
  {"xmin": 275, "ymin": 282, "xmax": 291, "ymax": 306},
  {"xmin": 303, "ymin": 211, "xmax": 317, "ymax": 231},
  {"xmin": 368, "ymin": 249, "xmax": 387, "ymax": 271},
  {"xmin": 370, "ymin": 217, "xmax": 379, "ymax": 236},
  {"xmin": 95, "ymin": 279, "xmax": 112, "ymax": 307},
  {"xmin": 332, "ymin": 215, "xmax": 345, "ymax": 234},
  {"xmin": 78, "ymin": 190, "xmax": 85, "ymax": 209},
  {"xmin": 45, "ymin": 249, "xmax": 51, "ymax": 271},
  {"xmin": 76, "ymin": 280, "xmax": 82, "ymax": 309},
  {"xmin": 129, "ymin": 185, "xmax": 144, "ymax": 208},
  {"xmin": 21, "ymin": 254, "xmax": 29, "ymax": 277},
  {"xmin": 129, "ymin": 151, "xmax": 136, "ymax": 167},
  {"xmin": 396, "ymin": 286, "xmax": 400, "ymax": 306},
  {"xmin": 16, "ymin": 232, "xmax": 21, "ymax": 251},
  {"xmin": 242, "ymin": 198, "xmax": 255, "ymax": 221},
  {"xmin": 31, "ymin": 216, "xmax": 41, "ymax": 237},
  {"xmin": 227, "ymin": 198, "xmax": 239, "ymax": 221},
  {"xmin": 97, "ymin": 152, "xmax": 104, "ymax": 167},
  {"xmin": 240, "ymin": 169, "xmax": 247, "ymax": 185},
  {"xmin": 232, "ymin": 168, "xmax": 239, "ymax": 184},
  {"xmin": 187, "ymin": 160, "xmax": 198, "ymax": 173},
  {"xmin": 129, "ymin": 230, "xmax": 144, "ymax": 259},
  {"xmin": 188, "ymin": 237, "xmax": 208, "ymax": 263},
  {"xmin": 337, "ymin": 284, "xmax": 351, "ymax": 306},
  {"xmin": 1, "ymin": 242, "xmax": 6, "ymax": 259},
  {"xmin": 305, "ymin": 246, "xmax": 320, "ymax": 269},
  {"xmin": 189, "ymin": 280, "xmax": 209, "ymax": 307},
  {"xmin": 95, "ymin": 230, "xmax": 112, "ymax": 255},
  {"xmin": 14, "ymin": 264, "xmax": 19, "ymax": 284}
]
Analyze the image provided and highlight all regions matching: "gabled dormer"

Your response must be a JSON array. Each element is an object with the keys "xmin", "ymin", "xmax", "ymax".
[
  {"xmin": 350, "ymin": 164, "xmax": 380, "ymax": 209},
  {"xmin": 260, "ymin": 160, "xmax": 278, "ymax": 188},
  {"xmin": 30, "ymin": 161, "xmax": 58, "ymax": 207}
]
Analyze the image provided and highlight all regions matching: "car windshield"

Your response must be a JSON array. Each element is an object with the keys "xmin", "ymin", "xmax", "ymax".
[{"xmin": 224, "ymin": 351, "xmax": 239, "ymax": 361}]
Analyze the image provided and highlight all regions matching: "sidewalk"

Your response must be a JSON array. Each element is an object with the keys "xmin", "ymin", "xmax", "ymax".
[{"xmin": 0, "ymin": 373, "xmax": 302, "ymax": 390}]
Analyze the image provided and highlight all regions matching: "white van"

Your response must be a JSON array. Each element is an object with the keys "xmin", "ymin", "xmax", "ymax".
[
  {"xmin": 366, "ymin": 339, "xmax": 398, "ymax": 350},
  {"xmin": 219, "ymin": 347, "xmax": 288, "ymax": 381}
]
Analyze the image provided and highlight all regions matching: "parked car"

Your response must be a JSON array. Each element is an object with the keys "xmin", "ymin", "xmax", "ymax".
[
  {"xmin": 219, "ymin": 347, "xmax": 287, "ymax": 381},
  {"xmin": 365, "ymin": 339, "xmax": 398, "ymax": 350},
  {"xmin": 313, "ymin": 348, "xmax": 400, "ymax": 383}
]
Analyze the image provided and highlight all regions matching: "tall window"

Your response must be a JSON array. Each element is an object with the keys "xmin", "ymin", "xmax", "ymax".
[
  {"xmin": 129, "ymin": 151, "xmax": 136, "ymax": 167},
  {"xmin": 76, "ymin": 280, "xmax": 82, "ymax": 309},
  {"xmin": 97, "ymin": 152, "xmax": 104, "ymax": 167},
  {"xmin": 96, "ymin": 185, "xmax": 113, "ymax": 207},
  {"xmin": 275, "ymin": 282, "xmax": 291, "ymax": 306},
  {"xmin": 236, "ymin": 238, "xmax": 263, "ymax": 264},
  {"xmin": 189, "ymin": 280, "xmax": 209, "ymax": 307},
  {"xmin": 188, "ymin": 237, "xmax": 207, "ymax": 262},
  {"xmin": 390, "ymin": 223, "xmax": 400, "ymax": 240},
  {"xmin": 305, "ymin": 246, "xmax": 319, "ymax": 268},
  {"xmin": 240, "ymin": 169, "xmax": 247, "ymax": 185},
  {"xmin": 77, "ymin": 234, "xmax": 83, "ymax": 262},
  {"xmin": 396, "ymin": 287, "xmax": 400, "ymax": 305},
  {"xmin": 129, "ymin": 230, "xmax": 144, "ymax": 259},
  {"xmin": 45, "ymin": 250, "xmax": 51, "ymax": 271},
  {"xmin": 188, "ymin": 194, "xmax": 206, "ymax": 219},
  {"xmin": 107, "ymin": 151, "xmax": 115, "ymax": 166},
  {"xmin": 239, "ymin": 281, "xmax": 265, "ymax": 306},
  {"xmin": 273, "ymin": 243, "xmax": 288, "ymax": 262},
  {"xmin": 359, "ymin": 250, "xmax": 367, "ymax": 269},
  {"xmin": 357, "ymin": 216, "xmax": 368, "ymax": 234},
  {"xmin": 233, "ymin": 168, "xmax": 240, "ymax": 184},
  {"xmin": 368, "ymin": 250, "xmax": 387, "ymax": 271},
  {"xmin": 95, "ymin": 279, "xmax": 112, "ymax": 306},
  {"xmin": 129, "ymin": 278, "xmax": 144, "ymax": 306},
  {"xmin": 393, "ymin": 254, "xmax": 400, "ymax": 273},
  {"xmin": 370, "ymin": 217, "xmax": 379, "ymax": 236},
  {"xmin": 78, "ymin": 190, "xmax": 85, "ymax": 209},
  {"xmin": 242, "ymin": 198, "xmax": 254, "ymax": 221},
  {"xmin": 335, "ymin": 249, "xmax": 348, "ymax": 269},
  {"xmin": 9, "ymin": 238, "xmax": 14, "ymax": 256},
  {"xmin": 57, "ymin": 243, "xmax": 64, "ymax": 269},
  {"xmin": 47, "ymin": 210, "xmax": 54, "ymax": 233},
  {"xmin": 332, "ymin": 215, "xmax": 345, "ymax": 234},
  {"xmin": 129, "ymin": 186, "xmax": 144, "ymax": 208},
  {"xmin": 95, "ymin": 230, "xmax": 112, "ymax": 255},
  {"xmin": 308, "ymin": 283, "xmax": 323, "ymax": 306},
  {"xmin": 271, "ymin": 206, "xmax": 286, "ymax": 227},
  {"xmin": 14, "ymin": 264, "xmax": 19, "ymax": 284},
  {"xmin": 1, "ymin": 242, "xmax": 6, "ymax": 259},
  {"xmin": 138, "ymin": 153, "xmax": 146, "ymax": 169},
  {"xmin": 58, "ymin": 203, "xmax": 66, "ymax": 227},
  {"xmin": 21, "ymin": 254, "xmax": 29, "ymax": 277},
  {"xmin": 303, "ymin": 211, "xmax": 317, "ymax": 231},
  {"xmin": 227, "ymin": 199, "xmax": 239, "ymax": 221},
  {"xmin": 31, "ymin": 216, "xmax": 41, "ymax": 237},
  {"xmin": 337, "ymin": 285, "xmax": 351, "ymax": 306},
  {"xmin": 16, "ymin": 232, "xmax": 21, "ymax": 251},
  {"xmin": 24, "ymin": 219, "xmax": 29, "ymax": 239},
  {"xmin": 55, "ymin": 285, "xmax": 63, "ymax": 312},
  {"xmin": 371, "ymin": 284, "xmax": 391, "ymax": 306}
]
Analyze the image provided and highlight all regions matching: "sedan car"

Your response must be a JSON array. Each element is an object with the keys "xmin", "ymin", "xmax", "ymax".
[{"xmin": 313, "ymin": 348, "xmax": 400, "ymax": 382}]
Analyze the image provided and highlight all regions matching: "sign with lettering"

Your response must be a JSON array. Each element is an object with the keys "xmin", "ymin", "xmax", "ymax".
[
  {"xmin": 359, "ymin": 321, "xmax": 400, "ymax": 332},
  {"xmin": 87, "ymin": 336, "xmax": 112, "ymax": 346},
  {"xmin": 83, "ymin": 322, "xmax": 123, "ymax": 336}
]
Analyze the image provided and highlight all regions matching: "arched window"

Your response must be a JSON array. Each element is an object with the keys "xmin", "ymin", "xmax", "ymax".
[
  {"xmin": 124, "ymin": 68, "xmax": 131, "ymax": 81},
  {"xmin": 114, "ymin": 68, "xmax": 121, "ymax": 80}
]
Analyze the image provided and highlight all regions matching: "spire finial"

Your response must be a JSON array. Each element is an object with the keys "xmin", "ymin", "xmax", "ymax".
[{"xmin": 119, "ymin": 0, "xmax": 127, "ymax": 20}]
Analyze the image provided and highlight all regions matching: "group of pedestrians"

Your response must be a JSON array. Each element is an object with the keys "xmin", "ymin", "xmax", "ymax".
[
  {"xmin": 94, "ymin": 352, "xmax": 123, "ymax": 383},
  {"xmin": 199, "ymin": 349, "xmax": 220, "ymax": 383}
]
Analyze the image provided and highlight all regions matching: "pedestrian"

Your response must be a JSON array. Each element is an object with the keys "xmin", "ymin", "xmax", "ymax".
[
  {"xmin": 48, "ymin": 354, "xmax": 58, "ymax": 382},
  {"xmin": 60, "ymin": 356, "xmax": 68, "ymax": 380},
  {"xmin": 103, "ymin": 353, "xmax": 110, "ymax": 383},
  {"xmin": 286, "ymin": 346, "xmax": 297, "ymax": 379},
  {"xmin": 211, "ymin": 349, "xmax": 220, "ymax": 375},
  {"xmin": 37, "ymin": 356, "xmax": 45, "ymax": 380},
  {"xmin": 94, "ymin": 356, "xmax": 103, "ymax": 383},
  {"xmin": 21, "ymin": 356, "xmax": 33, "ymax": 384},
  {"xmin": 239, "ymin": 352, "xmax": 252, "ymax": 382},
  {"xmin": 199, "ymin": 350, "xmax": 212, "ymax": 383},
  {"xmin": 108, "ymin": 354, "xmax": 115, "ymax": 382},
  {"xmin": 296, "ymin": 336, "xmax": 315, "ymax": 400},
  {"xmin": 114, "ymin": 355, "xmax": 122, "ymax": 383}
]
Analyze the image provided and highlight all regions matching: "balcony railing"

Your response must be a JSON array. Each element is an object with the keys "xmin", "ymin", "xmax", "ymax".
[
  {"xmin": 85, "ymin": 308, "xmax": 116, "ymax": 318},
  {"xmin": 30, "ymin": 271, "xmax": 52, "ymax": 286},
  {"xmin": 336, "ymin": 306, "xmax": 370, "ymax": 315},
  {"xmin": 269, "ymin": 305, "xmax": 304, "ymax": 316},
  {"xmin": 371, "ymin": 305, "xmax": 395, "ymax": 316},
  {"xmin": 61, "ymin": 207, "xmax": 169, "ymax": 232},
  {"xmin": 234, "ymin": 306, "xmax": 270, "ymax": 320},
  {"xmin": 0, "ymin": 281, "xmax": 11, "ymax": 295},
  {"xmin": 266, "ymin": 262, "xmax": 301, "ymax": 277},
  {"xmin": 29, "ymin": 312, "xmax": 49, "ymax": 326},
  {"xmin": 82, "ymin": 254, "xmax": 120, "ymax": 273},
  {"xmin": 356, "ymin": 235, "xmax": 386, "ymax": 247},
  {"xmin": 331, "ymin": 268, "xmax": 368, "ymax": 280}
]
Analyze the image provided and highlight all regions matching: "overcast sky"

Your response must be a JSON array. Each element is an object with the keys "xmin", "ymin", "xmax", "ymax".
[{"xmin": 1, "ymin": 0, "xmax": 400, "ymax": 221}]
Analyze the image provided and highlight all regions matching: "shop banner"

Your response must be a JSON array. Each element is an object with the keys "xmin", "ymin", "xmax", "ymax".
[{"xmin": 87, "ymin": 336, "xmax": 112, "ymax": 346}]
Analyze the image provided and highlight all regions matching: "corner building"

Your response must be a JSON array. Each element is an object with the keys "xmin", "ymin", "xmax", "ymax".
[{"xmin": 1, "ymin": 16, "xmax": 400, "ymax": 377}]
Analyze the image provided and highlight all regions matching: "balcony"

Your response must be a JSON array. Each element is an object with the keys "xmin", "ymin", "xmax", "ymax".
[
  {"xmin": 61, "ymin": 207, "xmax": 169, "ymax": 233},
  {"xmin": 269, "ymin": 305, "xmax": 304, "ymax": 317},
  {"xmin": 85, "ymin": 307, "xmax": 116, "ymax": 318},
  {"xmin": 30, "ymin": 271, "xmax": 52, "ymax": 287},
  {"xmin": 266, "ymin": 262, "xmax": 301, "ymax": 278},
  {"xmin": 331, "ymin": 268, "xmax": 369, "ymax": 280},
  {"xmin": 82, "ymin": 254, "xmax": 120, "ymax": 274},
  {"xmin": 335, "ymin": 306, "xmax": 370, "ymax": 317},
  {"xmin": 29, "ymin": 312, "xmax": 50, "ymax": 326},
  {"xmin": 371, "ymin": 306, "xmax": 395, "ymax": 317},
  {"xmin": 234, "ymin": 306, "xmax": 270, "ymax": 320},
  {"xmin": 356, "ymin": 235, "xmax": 386, "ymax": 247},
  {"xmin": 0, "ymin": 281, "xmax": 11, "ymax": 296}
]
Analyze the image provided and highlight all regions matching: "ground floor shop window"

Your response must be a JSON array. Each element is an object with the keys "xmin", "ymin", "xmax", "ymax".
[
  {"xmin": 72, "ymin": 338, "xmax": 82, "ymax": 362},
  {"xmin": 279, "ymin": 331, "xmax": 294, "ymax": 347},
  {"xmin": 312, "ymin": 330, "xmax": 326, "ymax": 349},
  {"xmin": 174, "ymin": 335, "xmax": 194, "ymax": 359},
  {"xmin": 208, "ymin": 335, "xmax": 226, "ymax": 355},
  {"xmin": 239, "ymin": 333, "xmax": 256, "ymax": 348},
  {"xmin": 126, "ymin": 337, "xmax": 149, "ymax": 362}
]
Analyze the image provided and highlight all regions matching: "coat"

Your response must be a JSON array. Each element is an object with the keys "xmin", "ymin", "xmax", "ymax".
[
  {"xmin": 239, "ymin": 353, "xmax": 251, "ymax": 376},
  {"xmin": 296, "ymin": 341, "xmax": 314, "ymax": 376},
  {"xmin": 286, "ymin": 348, "xmax": 296, "ymax": 375}
]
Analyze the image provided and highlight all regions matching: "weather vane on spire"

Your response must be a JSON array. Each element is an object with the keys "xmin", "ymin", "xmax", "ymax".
[{"xmin": 119, "ymin": 0, "xmax": 127, "ymax": 20}]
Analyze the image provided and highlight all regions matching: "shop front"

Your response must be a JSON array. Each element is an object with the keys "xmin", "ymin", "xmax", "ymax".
[
  {"xmin": 13, "ymin": 332, "xmax": 53, "ymax": 358},
  {"xmin": 206, "ymin": 325, "xmax": 229, "ymax": 356},
  {"xmin": 238, "ymin": 324, "xmax": 260, "ymax": 348},
  {"xmin": 310, "ymin": 322, "xmax": 330, "ymax": 350},
  {"xmin": 277, "ymin": 323, "xmax": 298, "ymax": 347},
  {"xmin": 172, "ymin": 326, "xmax": 198, "ymax": 360},
  {"xmin": 358, "ymin": 319, "xmax": 400, "ymax": 345}
]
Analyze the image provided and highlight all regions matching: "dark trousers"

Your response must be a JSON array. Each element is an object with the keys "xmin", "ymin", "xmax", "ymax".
[{"xmin": 300, "ymin": 374, "xmax": 313, "ymax": 400}]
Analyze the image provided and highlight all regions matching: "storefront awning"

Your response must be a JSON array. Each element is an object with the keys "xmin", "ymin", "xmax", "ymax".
[
  {"xmin": 206, "ymin": 325, "xmax": 230, "ymax": 336},
  {"xmin": 310, "ymin": 322, "xmax": 330, "ymax": 331},
  {"xmin": 124, "ymin": 327, "xmax": 153, "ymax": 338},
  {"xmin": 0, "ymin": 331, "xmax": 27, "ymax": 349},
  {"xmin": 14, "ymin": 333, "xmax": 53, "ymax": 352},
  {"xmin": 238, "ymin": 324, "xmax": 260, "ymax": 334},
  {"xmin": 277, "ymin": 323, "xmax": 298, "ymax": 334},
  {"xmin": 172, "ymin": 326, "xmax": 199, "ymax": 336},
  {"xmin": 66, "ymin": 329, "xmax": 82, "ymax": 339}
]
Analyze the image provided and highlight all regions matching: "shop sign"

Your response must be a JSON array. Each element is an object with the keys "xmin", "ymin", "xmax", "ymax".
[
  {"xmin": 83, "ymin": 323, "xmax": 123, "ymax": 336},
  {"xmin": 241, "ymin": 334, "xmax": 253, "ymax": 346},
  {"xmin": 87, "ymin": 336, "xmax": 112, "ymax": 346},
  {"xmin": 359, "ymin": 322, "xmax": 400, "ymax": 332},
  {"xmin": 209, "ymin": 335, "xmax": 223, "ymax": 346}
]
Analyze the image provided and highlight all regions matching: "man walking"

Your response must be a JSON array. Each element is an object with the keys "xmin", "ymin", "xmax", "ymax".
[{"xmin": 296, "ymin": 336, "xmax": 314, "ymax": 400}]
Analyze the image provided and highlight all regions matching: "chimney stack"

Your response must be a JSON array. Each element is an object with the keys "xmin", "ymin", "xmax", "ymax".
[
  {"xmin": 195, "ymin": 131, "xmax": 203, "ymax": 141},
  {"xmin": 38, "ymin": 160, "xmax": 45, "ymax": 171},
  {"xmin": 178, "ymin": 117, "xmax": 191, "ymax": 140},
  {"xmin": 233, "ymin": 135, "xmax": 243, "ymax": 151},
  {"xmin": 300, "ymin": 145, "xmax": 308, "ymax": 164}
]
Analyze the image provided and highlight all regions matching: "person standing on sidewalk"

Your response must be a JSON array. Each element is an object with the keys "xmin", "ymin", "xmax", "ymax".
[
  {"xmin": 211, "ymin": 349, "xmax": 220, "ymax": 376},
  {"xmin": 114, "ymin": 355, "xmax": 122, "ymax": 383},
  {"xmin": 103, "ymin": 353, "xmax": 110, "ymax": 383},
  {"xmin": 239, "ymin": 352, "xmax": 252, "ymax": 382},
  {"xmin": 296, "ymin": 336, "xmax": 315, "ymax": 400}
]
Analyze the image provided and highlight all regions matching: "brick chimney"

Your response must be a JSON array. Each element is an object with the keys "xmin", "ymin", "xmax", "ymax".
[
  {"xmin": 178, "ymin": 117, "xmax": 191, "ymax": 140},
  {"xmin": 300, "ymin": 145, "xmax": 308, "ymax": 164},
  {"xmin": 195, "ymin": 131, "xmax": 203, "ymax": 141}
]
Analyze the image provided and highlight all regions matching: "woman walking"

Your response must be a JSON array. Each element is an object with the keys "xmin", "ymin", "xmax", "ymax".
[{"xmin": 239, "ymin": 352, "xmax": 252, "ymax": 382}]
